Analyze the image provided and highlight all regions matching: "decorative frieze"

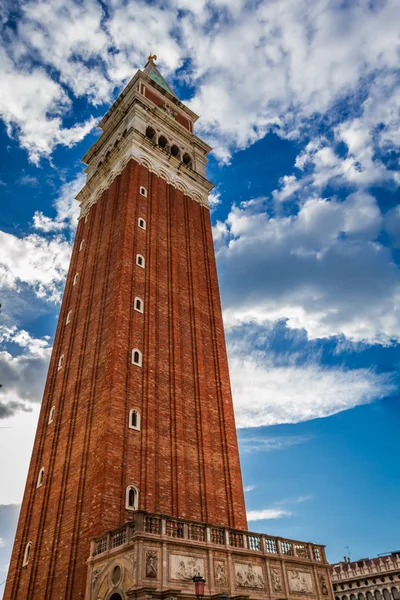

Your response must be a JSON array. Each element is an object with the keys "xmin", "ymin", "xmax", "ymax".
[{"xmin": 287, "ymin": 569, "xmax": 315, "ymax": 595}]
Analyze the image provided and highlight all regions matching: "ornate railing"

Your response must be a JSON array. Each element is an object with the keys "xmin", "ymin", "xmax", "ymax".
[
  {"xmin": 331, "ymin": 554, "xmax": 400, "ymax": 581},
  {"xmin": 91, "ymin": 511, "xmax": 326, "ymax": 563}
]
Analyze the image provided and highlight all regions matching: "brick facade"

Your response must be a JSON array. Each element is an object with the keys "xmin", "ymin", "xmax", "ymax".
[{"xmin": 4, "ymin": 156, "xmax": 247, "ymax": 600}]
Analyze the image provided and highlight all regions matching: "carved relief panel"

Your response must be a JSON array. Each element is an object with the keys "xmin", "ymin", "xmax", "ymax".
[
  {"xmin": 235, "ymin": 561, "xmax": 266, "ymax": 589},
  {"xmin": 169, "ymin": 554, "xmax": 205, "ymax": 582},
  {"xmin": 269, "ymin": 564, "xmax": 283, "ymax": 593},
  {"xmin": 214, "ymin": 560, "xmax": 228, "ymax": 587},
  {"xmin": 145, "ymin": 549, "xmax": 159, "ymax": 579},
  {"xmin": 287, "ymin": 569, "xmax": 315, "ymax": 595}
]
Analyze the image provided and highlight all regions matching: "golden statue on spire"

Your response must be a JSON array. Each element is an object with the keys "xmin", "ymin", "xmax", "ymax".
[{"xmin": 147, "ymin": 54, "xmax": 157, "ymax": 63}]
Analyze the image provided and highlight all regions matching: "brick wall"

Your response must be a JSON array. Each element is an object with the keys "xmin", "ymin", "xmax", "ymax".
[{"xmin": 4, "ymin": 159, "xmax": 247, "ymax": 600}]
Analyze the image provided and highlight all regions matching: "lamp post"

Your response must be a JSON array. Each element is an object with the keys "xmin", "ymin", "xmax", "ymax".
[{"xmin": 192, "ymin": 574, "xmax": 206, "ymax": 599}]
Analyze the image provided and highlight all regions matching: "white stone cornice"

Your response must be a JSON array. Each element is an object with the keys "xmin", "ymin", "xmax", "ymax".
[{"xmin": 76, "ymin": 129, "xmax": 213, "ymax": 217}]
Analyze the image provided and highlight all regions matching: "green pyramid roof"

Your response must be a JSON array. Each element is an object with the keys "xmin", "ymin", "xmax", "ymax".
[{"xmin": 144, "ymin": 59, "xmax": 178, "ymax": 99}]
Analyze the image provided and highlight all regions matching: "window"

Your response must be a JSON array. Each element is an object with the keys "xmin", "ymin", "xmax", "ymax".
[
  {"xmin": 171, "ymin": 144, "xmax": 180, "ymax": 158},
  {"xmin": 79, "ymin": 239, "xmax": 85, "ymax": 251},
  {"xmin": 136, "ymin": 254, "xmax": 145, "ymax": 268},
  {"xmin": 58, "ymin": 355, "xmax": 64, "ymax": 370},
  {"xmin": 132, "ymin": 349, "xmax": 142, "ymax": 367},
  {"xmin": 48, "ymin": 406, "xmax": 55, "ymax": 424},
  {"xmin": 84, "ymin": 211, "xmax": 89, "ymax": 223},
  {"xmin": 146, "ymin": 126, "xmax": 156, "ymax": 141},
  {"xmin": 129, "ymin": 409, "xmax": 140, "ymax": 430},
  {"xmin": 37, "ymin": 467, "xmax": 44, "ymax": 488},
  {"xmin": 66, "ymin": 310, "xmax": 72, "ymax": 325},
  {"xmin": 158, "ymin": 135, "xmax": 168, "ymax": 149},
  {"xmin": 139, "ymin": 186, "xmax": 147, "ymax": 197},
  {"xmin": 182, "ymin": 152, "xmax": 192, "ymax": 167},
  {"xmin": 73, "ymin": 273, "xmax": 79, "ymax": 286},
  {"xmin": 138, "ymin": 217, "xmax": 146, "ymax": 230},
  {"xmin": 126, "ymin": 485, "xmax": 138, "ymax": 510},
  {"xmin": 134, "ymin": 297, "xmax": 143, "ymax": 313},
  {"xmin": 23, "ymin": 541, "xmax": 32, "ymax": 566}
]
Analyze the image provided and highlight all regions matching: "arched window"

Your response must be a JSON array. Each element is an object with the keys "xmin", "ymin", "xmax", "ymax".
[
  {"xmin": 126, "ymin": 485, "xmax": 138, "ymax": 510},
  {"xmin": 367, "ymin": 593, "xmax": 374, "ymax": 600},
  {"xmin": 23, "ymin": 541, "xmax": 32, "ymax": 566},
  {"xmin": 158, "ymin": 135, "xmax": 168, "ymax": 149},
  {"xmin": 146, "ymin": 126, "xmax": 156, "ymax": 141},
  {"xmin": 139, "ymin": 186, "xmax": 147, "ymax": 197},
  {"xmin": 132, "ymin": 349, "xmax": 142, "ymax": 367},
  {"xmin": 129, "ymin": 409, "xmax": 140, "ymax": 430},
  {"xmin": 58, "ymin": 355, "xmax": 64, "ymax": 370},
  {"xmin": 134, "ymin": 297, "xmax": 143, "ymax": 313},
  {"xmin": 375, "ymin": 592, "xmax": 383, "ymax": 600},
  {"xmin": 170, "ymin": 144, "xmax": 180, "ymax": 158},
  {"xmin": 66, "ymin": 310, "xmax": 72, "ymax": 325},
  {"xmin": 79, "ymin": 239, "xmax": 85, "ymax": 251},
  {"xmin": 138, "ymin": 218, "xmax": 146, "ymax": 230},
  {"xmin": 37, "ymin": 467, "xmax": 44, "ymax": 488},
  {"xmin": 182, "ymin": 153, "xmax": 192, "ymax": 167},
  {"xmin": 384, "ymin": 591, "xmax": 391, "ymax": 600},
  {"xmin": 48, "ymin": 406, "xmax": 55, "ymax": 424},
  {"xmin": 136, "ymin": 254, "xmax": 145, "ymax": 268},
  {"xmin": 73, "ymin": 273, "xmax": 79, "ymax": 286},
  {"xmin": 358, "ymin": 593, "xmax": 365, "ymax": 600},
  {"xmin": 110, "ymin": 594, "xmax": 123, "ymax": 600},
  {"xmin": 351, "ymin": 594, "xmax": 357, "ymax": 600},
  {"xmin": 391, "ymin": 588, "xmax": 399, "ymax": 600}
]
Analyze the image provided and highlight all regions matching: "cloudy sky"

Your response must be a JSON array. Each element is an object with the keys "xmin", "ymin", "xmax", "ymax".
[{"xmin": 1, "ymin": 0, "xmax": 400, "ymax": 591}]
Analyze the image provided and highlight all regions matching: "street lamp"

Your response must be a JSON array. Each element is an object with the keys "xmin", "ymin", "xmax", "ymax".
[{"xmin": 192, "ymin": 574, "xmax": 206, "ymax": 599}]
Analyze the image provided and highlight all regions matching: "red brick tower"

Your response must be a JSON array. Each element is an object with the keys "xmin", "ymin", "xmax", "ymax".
[{"xmin": 4, "ymin": 58, "xmax": 248, "ymax": 600}]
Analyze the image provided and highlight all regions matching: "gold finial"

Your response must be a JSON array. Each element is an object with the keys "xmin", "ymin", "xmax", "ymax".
[{"xmin": 147, "ymin": 54, "xmax": 157, "ymax": 63}]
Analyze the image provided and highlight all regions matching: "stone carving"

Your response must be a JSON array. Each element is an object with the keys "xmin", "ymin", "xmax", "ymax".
[
  {"xmin": 271, "ymin": 567, "xmax": 282, "ymax": 592},
  {"xmin": 236, "ymin": 563, "xmax": 265, "ymax": 589},
  {"xmin": 170, "ymin": 554, "xmax": 205, "ymax": 581},
  {"xmin": 215, "ymin": 561, "xmax": 227, "ymax": 586},
  {"xmin": 163, "ymin": 104, "xmax": 177, "ymax": 118},
  {"xmin": 92, "ymin": 567, "xmax": 102, "ymax": 586},
  {"xmin": 146, "ymin": 551, "xmax": 158, "ymax": 578},
  {"xmin": 288, "ymin": 570, "xmax": 314, "ymax": 594},
  {"xmin": 320, "ymin": 574, "xmax": 329, "ymax": 595}
]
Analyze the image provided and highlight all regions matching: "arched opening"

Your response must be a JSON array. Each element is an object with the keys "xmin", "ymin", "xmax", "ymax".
[
  {"xmin": 170, "ymin": 144, "xmax": 180, "ymax": 158},
  {"xmin": 375, "ymin": 591, "xmax": 383, "ymax": 600},
  {"xmin": 391, "ymin": 588, "xmax": 399, "ymax": 600},
  {"xmin": 23, "ymin": 541, "xmax": 32, "ymax": 566},
  {"xmin": 136, "ymin": 254, "xmax": 145, "ymax": 268},
  {"xmin": 158, "ymin": 135, "xmax": 168, "ymax": 149},
  {"xmin": 110, "ymin": 594, "xmax": 123, "ymax": 600},
  {"xmin": 48, "ymin": 406, "xmax": 55, "ymax": 424},
  {"xmin": 132, "ymin": 349, "xmax": 142, "ymax": 367},
  {"xmin": 126, "ymin": 485, "xmax": 138, "ymax": 510},
  {"xmin": 182, "ymin": 153, "xmax": 192, "ymax": 167},
  {"xmin": 358, "ymin": 593, "xmax": 365, "ymax": 600},
  {"xmin": 37, "ymin": 467, "xmax": 44, "ymax": 488},
  {"xmin": 129, "ymin": 409, "xmax": 140, "ymax": 430},
  {"xmin": 138, "ymin": 218, "xmax": 146, "ymax": 230},
  {"xmin": 367, "ymin": 593, "xmax": 373, "ymax": 600},
  {"xmin": 134, "ymin": 297, "xmax": 143, "ymax": 313},
  {"xmin": 146, "ymin": 126, "xmax": 156, "ymax": 141},
  {"xmin": 384, "ymin": 590, "xmax": 391, "ymax": 600}
]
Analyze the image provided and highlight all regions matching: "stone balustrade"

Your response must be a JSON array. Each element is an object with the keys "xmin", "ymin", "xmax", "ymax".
[
  {"xmin": 91, "ymin": 510, "xmax": 326, "ymax": 564},
  {"xmin": 331, "ymin": 554, "xmax": 400, "ymax": 582}
]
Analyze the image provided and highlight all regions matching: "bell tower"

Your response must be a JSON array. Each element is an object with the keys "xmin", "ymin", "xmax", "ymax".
[
  {"xmin": 4, "ymin": 58, "xmax": 331, "ymax": 600},
  {"xmin": 4, "ymin": 57, "xmax": 247, "ymax": 600}
]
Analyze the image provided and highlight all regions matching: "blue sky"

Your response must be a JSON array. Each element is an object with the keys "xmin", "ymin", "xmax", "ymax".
[{"xmin": 1, "ymin": 0, "xmax": 400, "ymax": 592}]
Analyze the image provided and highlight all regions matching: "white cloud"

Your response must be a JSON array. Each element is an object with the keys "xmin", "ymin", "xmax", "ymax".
[
  {"xmin": 247, "ymin": 508, "xmax": 291, "ymax": 522},
  {"xmin": 33, "ymin": 172, "xmax": 85, "ymax": 232},
  {"xmin": 0, "ymin": 326, "xmax": 52, "ymax": 418},
  {"xmin": 239, "ymin": 434, "xmax": 313, "ymax": 452},
  {"xmin": 230, "ymin": 352, "xmax": 394, "ymax": 428},
  {"xmin": 0, "ymin": 537, "xmax": 5, "ymax": 548},
  {"xmin": 215, "ymin": 193, "xmax": 400, "ymax": 344},
  {"xmin": 0, "ymin": 0, "xmax": 399, "ymax": 170},
  {"xmin": 244, "ymin": 485, "xmax": 257, "ymax": 492},
  {"xmin": 0, "ymin": 230, "xmax": 71, "ymax": 302}
]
